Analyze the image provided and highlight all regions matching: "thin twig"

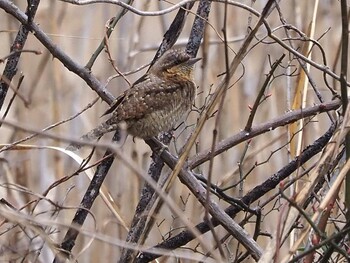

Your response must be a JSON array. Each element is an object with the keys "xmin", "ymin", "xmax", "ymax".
[
  {"xmin": 58, "ymin": 0, "xmax": 194, "ymax": 16},
  {"xmin": 190, "ymin": 99, "xmax": 341, "ymax": 168},
  {"xmin": 244, "ymin": 54, "xmax": 285, "ymax": 131},
  {"xmin": 138, "ymin": 123, "xmax": 336, "ymax": 262}
]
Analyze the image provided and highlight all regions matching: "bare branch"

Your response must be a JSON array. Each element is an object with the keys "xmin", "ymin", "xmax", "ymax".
[{"xmin": 58, "ymin": 0, "xmax": 195, "ymax": 16}]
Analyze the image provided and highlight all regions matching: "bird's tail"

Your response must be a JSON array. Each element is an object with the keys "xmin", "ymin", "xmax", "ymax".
[{"xmin": 66, "ymin": 122, "xmax": 116, "ymax": 151}]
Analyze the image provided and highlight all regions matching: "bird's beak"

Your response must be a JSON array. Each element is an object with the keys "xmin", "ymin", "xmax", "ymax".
[{"xmin": 187, "ymin": 57, "xmax": 202, "ymax": 65}]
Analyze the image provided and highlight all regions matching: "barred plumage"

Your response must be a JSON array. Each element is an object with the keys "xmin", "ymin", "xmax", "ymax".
[{"xmin": 68, "ymin": 49, "xmax": 200, "ymax": 151}]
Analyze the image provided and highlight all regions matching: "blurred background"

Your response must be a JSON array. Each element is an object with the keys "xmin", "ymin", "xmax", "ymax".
[{"xmin": 0, "ymin": 1, "xmax": 345, "ymax": 262}]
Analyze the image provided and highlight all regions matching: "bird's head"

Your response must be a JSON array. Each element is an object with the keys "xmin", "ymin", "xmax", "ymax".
[{"xmin": 151, "ymin": 49, "xmax": 201, "ymax": 79}]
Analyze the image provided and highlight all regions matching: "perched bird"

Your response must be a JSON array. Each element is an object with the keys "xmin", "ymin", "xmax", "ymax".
[{"xmin": 68, "ymin": 49, "xmax": 200, "ymax": 151}]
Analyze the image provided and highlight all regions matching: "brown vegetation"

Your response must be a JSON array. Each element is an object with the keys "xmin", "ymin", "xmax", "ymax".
[{"xmin": 0, "ymin": 1, "xmax": 349, "ymax": 262}]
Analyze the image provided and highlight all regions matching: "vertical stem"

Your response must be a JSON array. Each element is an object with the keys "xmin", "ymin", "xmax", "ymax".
[
  {"xmin": 53, "ymin": 134, "xmax": 118, "ymax": 263},
  {"xmin": 340, "ymin": 2, "xmax": 350, "ymax": 216},
  {"xmin": 0, "ymin": 0, "xmax": 41, "ymax": 111},
  {"xmin": 186, "ymin": 0, "xmax": 211, "ymax": 57}
]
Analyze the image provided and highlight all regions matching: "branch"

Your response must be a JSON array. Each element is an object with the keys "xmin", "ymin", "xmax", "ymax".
[
  {"xmin": 340, "ymin": 0, "xmax": 350, "ymax": 218},
  {"xmin": 186, "ymin": 0, "xmax": 211, "ymax": 57},
  {"xmin": 190, "ymin": 99, "xmax": 341, "ymax": 168},
  {"xmin": 58, "ymin": 0, "xmax": 194, "ymax": 16},
  {"xmin": 244, "ymin": 54, "xmax": 285, "ymax": 131},
  {"xmin": 119, "ymin": 2, "xmax": 196, "ymax": 261},
  {"xmin": 0, "ymin": 0, "xmax": 115, "ymax": 104},
  {"xmin": 212, "ymin": 0, "xmax": 349, "ymax": 86},
  {"xmin": 139, "ymin": 123, "xmax": 337, "ymax": 262},
  {"xmin": 53, "ymin": 136, "xmax": 118, "ymax": 263},
  {"xmin": 0, "ymin": 0, "xmax": 40, "ymax": 111},
  {"xmin": 148, "ymin": 1, "xmax": 195, "ymax": 70},
  {"xmin": 145, "ymin": 139, "xmax": 263, "ymax": 262}
]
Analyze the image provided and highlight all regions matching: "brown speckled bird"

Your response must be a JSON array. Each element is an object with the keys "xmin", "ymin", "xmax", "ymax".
[{"xmin": 68, "ymin": 49, "xmax": 200, "ymax": 150}]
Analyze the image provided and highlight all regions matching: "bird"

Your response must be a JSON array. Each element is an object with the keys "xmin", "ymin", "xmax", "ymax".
[{"xmin": 67, "ymin": 49, "xmax": 200, "ymax": 151}]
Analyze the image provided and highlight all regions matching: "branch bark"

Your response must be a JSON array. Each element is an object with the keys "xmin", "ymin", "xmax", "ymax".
[
  {"xmin": 0, "ymin": 0, "xmax": 41, "ymax": 111},
  {"xmin": 139, "ymin": 123, "xmax": 336, "ymax": 262}
]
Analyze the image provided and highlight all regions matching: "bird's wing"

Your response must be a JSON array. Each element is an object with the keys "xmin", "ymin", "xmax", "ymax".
[
  {"xmin": 103, "ymin": 73, "xmax": 192, "ymax": 122},
  {"xmin": 102, "ymin": 74, "xmax": 150, "ymax": 117},
  {"xmin": 102, "ymin": 92, "xmax": 126, "ymax": 116},
  {"xmin": 114, "ymin": 76, "xmax": 187, "ymax": 121}
]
